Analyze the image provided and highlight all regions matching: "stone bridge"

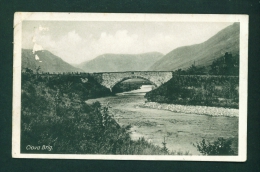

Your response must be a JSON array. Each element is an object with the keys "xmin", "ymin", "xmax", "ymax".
[{"xmin": 92, "ymin": 71, "xmax": 173, "ymax": 91}]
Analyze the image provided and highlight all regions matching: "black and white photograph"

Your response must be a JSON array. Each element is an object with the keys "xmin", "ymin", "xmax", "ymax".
[{"xmin": 12, "ymin": 13, "xmax": 248, "ymax": 161}]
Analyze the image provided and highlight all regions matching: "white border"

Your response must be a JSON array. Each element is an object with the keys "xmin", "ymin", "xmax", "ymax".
[{"xmin": 12, "ymin": 12, "xmax": 248, "ymax": 161}]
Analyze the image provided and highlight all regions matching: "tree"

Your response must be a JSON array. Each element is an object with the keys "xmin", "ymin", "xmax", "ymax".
[
  {"xmin": 193, "ymin": 138, "xmax": 235, "ymax": 155},
  {"xmin": 210, "ymin": 52, "xmax": 239, "ymax": 76},
  {"xmin": 25, "ymin": 67, "xmax": 33, "ymax": 74},
  {"xmin": 186, "ymin": 64, "xmax": 206, "ymax": 75}
]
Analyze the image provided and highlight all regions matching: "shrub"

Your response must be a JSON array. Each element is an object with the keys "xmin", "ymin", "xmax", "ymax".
[
  {"xmin": 161, "ymin": 137, "xmax": 169, "ymax": 155},
  {"xmin": 21, "ymin": 73, "xmax": 191, "ymax": 155},
  {"xmin": 193, "ymin": 138, "xmax": 235, "ymax": 155},
  {"xmin": 145, "ymin": 75, "xmax": 239, "ymax": 109}
]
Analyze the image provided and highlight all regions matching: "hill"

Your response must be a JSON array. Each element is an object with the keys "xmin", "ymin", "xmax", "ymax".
[
  {"xmin": 22, "ymin": 49, "xmax": 83, "ymax": 73},
  {"xmin": 78, "ymin": 52, "xmax": 163, "ymax": 72},
  {"xmin": 149, "ymin": 23, "xmax": 240, "ymax": 71}
]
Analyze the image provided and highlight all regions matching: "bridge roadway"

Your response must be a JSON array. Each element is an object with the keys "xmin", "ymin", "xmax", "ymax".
[{"xmin": 91, "ymin": 71, "xmax": 173, "ymax": 91}]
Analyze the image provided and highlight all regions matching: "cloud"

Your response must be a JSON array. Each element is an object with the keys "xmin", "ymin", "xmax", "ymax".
[
  {"xmin": 23, "ymin": 27, "xmax": 190, "ymax": 64},
  {"xmin": 24, "ymin": 28, "xmax": 177, "ymax": 64},
  {"xmin": 49, "ymin": 30, "xmax": 87, "ymax": 63},
  {"xmin": 67, "ymin": 30, "xmax": 82, "ymax": 44},
  {"xmin": 22, "ymin": 21, "xmax": 233, "ymax": 64},
  {"xmin": 147, "ymin": 33, "xmax": 176, "ymax": 53},
  {"xmin": 38, "ymin": 30, "xmax": 141, "ymax": 64},
  {"xmin": 22, "ymin": 25, "xmax": 50, "ymax": 50},
  {"xmin": 24, "ymin": 24, "xmax": 231, "ymax": 64},
  {"xmin": 92, "ymin": 30, "xmax": 139, "ymax": 55}
]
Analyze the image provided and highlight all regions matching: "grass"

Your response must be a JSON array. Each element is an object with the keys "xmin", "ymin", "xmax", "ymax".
[
  {"xmin": 91, "ymin": 94, "xmax": 238, "ymax": 155},
  {"xmin": 193, "ymin": 137, "xmax": 236, "ymax": 155},
  {"xmin": 21, "ymin": 73, "xmax": 237, "ymax": 155},
  {"xmin": 21, "ymin": 73, "xmax": 192, "ymax": 155},
  {"xmin": 145, "ymin": 75, "xmax": 239, "ymax": 109}
]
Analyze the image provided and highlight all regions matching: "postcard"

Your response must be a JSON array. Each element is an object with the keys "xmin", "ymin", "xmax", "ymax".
[{"xmin": 13, "ymin": 12, "xmax": 248, "ymax": 161}]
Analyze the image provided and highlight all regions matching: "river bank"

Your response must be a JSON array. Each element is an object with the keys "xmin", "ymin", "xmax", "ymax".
[
  {"xmin": 138, "ymin": 102, "xmax": 238, "ymax": 117},
  {"xmin": 86, "ymin": 92, "xmax": 238, "ymax": 155}
]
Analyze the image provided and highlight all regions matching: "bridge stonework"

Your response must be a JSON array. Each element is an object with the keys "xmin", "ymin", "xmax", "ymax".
[{"xmin": 93, "ymin": 71, "xmax": 173, "ymax": 91}]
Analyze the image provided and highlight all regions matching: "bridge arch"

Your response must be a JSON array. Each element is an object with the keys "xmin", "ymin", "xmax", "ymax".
[
  {"xmin": 93, "ymin": 71, "xmax": 173, "ymax": 91},
  {"xmin": 110, "ymin": 76, "xmax": 158, "ymax": 90}
]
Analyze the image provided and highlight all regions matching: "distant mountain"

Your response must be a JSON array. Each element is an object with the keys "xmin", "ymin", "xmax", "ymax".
[
  {"xmin": 22, "ymin": 49, "xmax": 83, "ymax": 73},
  {"xmin": 78, "ymin": 52, "xmax": 164, "ymax": 72},
  {"xmin": 149, "ymin": 23, "xmax": 240, "ymax": 71}
]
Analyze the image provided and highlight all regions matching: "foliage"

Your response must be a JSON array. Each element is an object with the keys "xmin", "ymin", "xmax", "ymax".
[
  {"xmin": 193, "ymin": 138, "xmax": 235, "ymax": 155},
  {"xmin": 21, "ymin": 73, "xmax": 183, "ymax": 155},
  {"xmin": 145, "ymin": 75, "xmax": 239, "ymax": 108},
  {"xmin": 173, "ymin": 52, "xmax": 239, "ymax": 76},
  {"xmin": 185, "ymin": 64, "xmax": 207, "ymax": 75},
  {"xmin": 209, "ymin": 53, "xmax": 239, "ymax": 76},
  {"xmin": 161, "ymin": 137, "xmax": 169, "ymax": 155},
  {"xmin": 112, "ymin": 79, "xmax": 151, "ymax": 93}
]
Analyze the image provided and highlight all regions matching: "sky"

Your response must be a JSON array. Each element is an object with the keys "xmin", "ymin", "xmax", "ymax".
[{"xmin": 22, "ymin": 21, "xmax": 233, "ymax": 64}]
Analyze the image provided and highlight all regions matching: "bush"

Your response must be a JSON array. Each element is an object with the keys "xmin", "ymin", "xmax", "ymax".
[
  {"xmin": 145, "ymin": 75, "xmax": 239, "ymax": 109},
  {"xmin": 21, "ymin": 73, "xmax": 190, "ymax": 155},
  {"xmin": 193, "ymin": 138, "xmax": 235, "ymax": 155}
]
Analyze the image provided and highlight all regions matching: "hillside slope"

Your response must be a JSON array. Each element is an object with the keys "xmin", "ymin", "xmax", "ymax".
[
  {"xmin": 22, "ymin": 49, "xmax": 83, "ymax": 73},
  {"xmin": 149, "ymin": 23, "xmax": 240, "ymax": 71},
  {"xmin": 78, "ymin": 52, "xmax": 163, "ymax": 72}
]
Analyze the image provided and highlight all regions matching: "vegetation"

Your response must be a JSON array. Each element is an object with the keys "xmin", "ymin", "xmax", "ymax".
[
  {"xmin": 209, "ymin": 53, "xmax": 239, "ymax": 76},
  {"xmin": 193, "ymin": 138, "xmax": 236, "ymax": 155},
  {"xmin": 174, "ymin": 52, "xmax": 239, "ymax": 76},
  {"xmin": 174, "ymin": 62, "xmax": 207, "ymax": 75},
  {"xmin": 112, "ymin": 78, "xmax": 152, "ymax": 93},
  {"xmin": 145, "ymin": 75, "xmax": 239, "ymax": 109},
  {"xmin": 21, "ymin": 73, "xmax": 182, "ymax": 155}
]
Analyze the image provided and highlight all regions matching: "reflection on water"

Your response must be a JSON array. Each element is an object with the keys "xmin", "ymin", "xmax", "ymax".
[{"xmin": 116, "ymin": 85, "xmax": 154, "ymax": 96}]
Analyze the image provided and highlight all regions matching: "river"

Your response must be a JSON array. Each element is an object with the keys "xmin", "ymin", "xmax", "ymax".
[{"xmin": 86, "ymin": 85, "xmax": 238, "ymax": 155}]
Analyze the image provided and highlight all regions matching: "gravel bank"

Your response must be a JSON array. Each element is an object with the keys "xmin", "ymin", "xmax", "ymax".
[{"xmin": 138, "ymin": 102, "xmax": 238, "ymax": 117}]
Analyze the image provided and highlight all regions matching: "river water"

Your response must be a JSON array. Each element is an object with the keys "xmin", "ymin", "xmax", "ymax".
[{"xmin": 86, "ymin": 85, "xmax": 238, "ymax": 155}]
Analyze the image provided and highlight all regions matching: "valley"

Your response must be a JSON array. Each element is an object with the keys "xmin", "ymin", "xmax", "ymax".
[
  {"xmin": 20, "ymin": 21, "xmax": 241, "ymax": 155},
  {"xmin": 86, "ymin": 84, "xmax": 238, "ymax": 155}
]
